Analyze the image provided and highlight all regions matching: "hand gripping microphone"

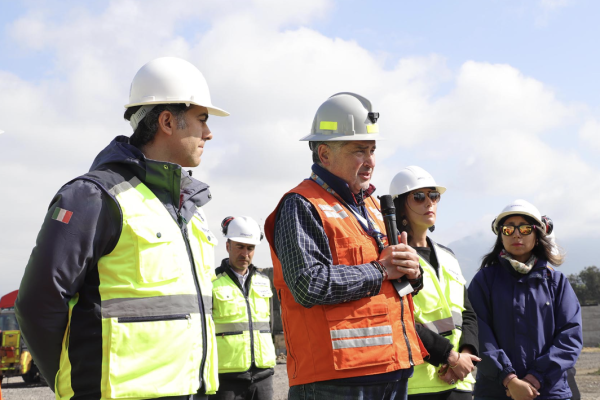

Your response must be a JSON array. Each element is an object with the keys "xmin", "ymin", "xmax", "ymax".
[{"xmin": 378, "ymin": 195, "xmax": 414, "ymax": 296}]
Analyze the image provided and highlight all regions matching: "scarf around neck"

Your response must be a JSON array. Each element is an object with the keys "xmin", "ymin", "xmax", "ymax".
[{"xmin": 500, "ymin": 249, "xmax": 538, "ymax": 274}]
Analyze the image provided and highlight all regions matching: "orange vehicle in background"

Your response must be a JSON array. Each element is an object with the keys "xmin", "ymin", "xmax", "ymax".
[{"xmin": 0, "ymin": 290, "xmax": 43, "ymax": 385}]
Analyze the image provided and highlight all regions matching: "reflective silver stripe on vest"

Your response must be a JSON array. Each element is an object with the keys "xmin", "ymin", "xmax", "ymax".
[
  {"xmin": 330, "ymin": 325, "xmax": 392, "ymax": 339},
  {"xmin": 214, "ymin": 321, "xmax": 271, "ymax": 334},
  {"xmin": 332, "ymin": 335, "xmax": 393, "ymax": 350},
  {"xmin": 101, "ymin": 294, "xmax": 213, "ymax": 318},
  {"xmin": 108, "ymin": 176, "xmax": 142, "ymax": 196},
  {"xmin": 416, "ymin": 311, "xmax": 463, "ymax": 334},
  {"xmin": 452, "ymin": 310, "xmax": 463, "ymax": 328}
]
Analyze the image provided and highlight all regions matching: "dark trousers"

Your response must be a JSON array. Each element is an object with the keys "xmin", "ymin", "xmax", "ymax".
[
  {"xmin": 288, "ymin": 378, "xmax": 409, "ymax": 400},
  {"xmin": 408, "ymin": 390, "xmax": 472, "ymax": 400},
  {"xmin": 208, "ymin": 375, "xmax": 273, "ymax": 400}
]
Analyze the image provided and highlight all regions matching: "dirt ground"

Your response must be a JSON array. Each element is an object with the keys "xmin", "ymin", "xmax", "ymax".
[{"xmin": 2, "ymin": 348, "xmax": 599, "ymax": 400}]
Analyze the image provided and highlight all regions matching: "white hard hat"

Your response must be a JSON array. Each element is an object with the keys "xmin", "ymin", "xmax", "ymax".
[
  {"xmin": 389, "ymin": 166, "xmax": 446, "ymax": 198},
  {"xmin": 221, "ymin": 216, "xmax": 263, "ymax": 246},
  {"xmin": 125, "ymin": 57, "xmax": 229, "ymax": 129},
  {"xmin": 300, "ymin": 92, "xmax": 383, "ymax": 142},
  {"xmin": 491, "ymin": 199, "xmax": 546, "ymax": 235}
]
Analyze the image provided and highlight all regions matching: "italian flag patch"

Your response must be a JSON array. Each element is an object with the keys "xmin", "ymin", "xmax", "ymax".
[{"xmin": 52, "ymin": 207, "xmax": 73, "ymax": 224}]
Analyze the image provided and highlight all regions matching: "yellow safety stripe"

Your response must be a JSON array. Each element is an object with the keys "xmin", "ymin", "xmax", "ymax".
[{"xmin": 366, "ymin": 124, "xmax": 379, "ymax": 133}]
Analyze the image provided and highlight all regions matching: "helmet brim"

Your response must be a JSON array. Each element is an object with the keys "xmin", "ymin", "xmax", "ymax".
[
  {"xmin": 300, "ymin": 133, "xmax": 384, "ymax": 141},
  {"xmin": 124, "ymin": 100, "xmax": 230, "ymax": 117}
]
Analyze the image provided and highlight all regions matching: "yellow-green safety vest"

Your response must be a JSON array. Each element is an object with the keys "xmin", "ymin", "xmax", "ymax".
[
  {"xmin": 212, "ymin": 268, "xmax": 276, "ymax": 373},
  {"xmin": 55, "ymin": 177, "xmax": 220, "ymax": 399},
  {"xmin": 408, "ymin": 241, "xmax": 475, "ymax": 395}
]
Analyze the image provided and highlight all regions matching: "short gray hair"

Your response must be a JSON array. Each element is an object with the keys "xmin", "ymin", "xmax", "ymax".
[{"xmin": 310, "ymin": 141, "xmax": 349, "ymax": 165}]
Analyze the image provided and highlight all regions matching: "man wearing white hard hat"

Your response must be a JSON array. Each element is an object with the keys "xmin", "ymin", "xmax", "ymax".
[
  {"xmin": 210, "ymin": 216, "xmax": 276, "ymax": 400},
  {"xmin": 264, "ymin": 93, "xmax": 428, "ymax": 399},
  {"xmin": 16, "ymin": 57, "xmax": 228, "ymax": 400}
]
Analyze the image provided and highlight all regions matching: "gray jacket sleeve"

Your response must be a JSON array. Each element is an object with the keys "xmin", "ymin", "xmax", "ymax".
[{"xmin": 15, "ymin": 179, "xmax": 120, "ymax": 387}]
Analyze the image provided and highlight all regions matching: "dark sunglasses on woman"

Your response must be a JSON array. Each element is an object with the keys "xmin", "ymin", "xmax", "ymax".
[
  {"xmin": 500, "ymin": 224, "xmax": 535, "ymax": 236},
  {"xmin": 412, "ymin": 191, "xmax": 441, "ymax": 203}
]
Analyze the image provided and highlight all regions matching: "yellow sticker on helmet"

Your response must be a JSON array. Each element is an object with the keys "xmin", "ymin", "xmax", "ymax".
[
  {"xmin": 367, "ymin": 124, "xmax": 379, "ymax": 133},
  {"xmin": 320, "ymin": 121, "xmax": 338, "ymax": 131}
]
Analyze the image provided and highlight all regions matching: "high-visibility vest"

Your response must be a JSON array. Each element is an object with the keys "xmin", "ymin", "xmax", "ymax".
[
  {"xmin": 212, "ymin": 267, "xmax": 276, "ymax": 372},
  {"xmin": 55, "ymin": 177, "xmax": 219, "ymax": 399},
  {"xmin": 408, "ymin": 240, "xmax": 475, "ymax": 394},
  {"xmin": 265, "ymin": 179, "xmax": 427, "ymax": 386}
]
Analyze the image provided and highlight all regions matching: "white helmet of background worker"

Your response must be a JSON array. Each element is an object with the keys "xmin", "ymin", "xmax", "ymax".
[
  {"xmin": 300, "ymin": 92, "xmax": 383, "ymax": 142},
  {"xmin": 389, "ymin": 166, "xmax": 446, "ymax": 198},
  {"xmin": 125, "ymin": 56, "xmax": 229, "ymax": 130},
  {"xmin": 491, "ymin": 199, "xmax": 550, "ymax": 235},
  {"xmin": 221, "ymin": 216, "xmax": 264, "ymax": 246}
]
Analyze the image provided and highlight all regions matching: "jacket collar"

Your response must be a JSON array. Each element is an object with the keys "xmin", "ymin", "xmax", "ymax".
[
  {"xmin": 498, "ymin": 256, "xmax": 549, "ymax": 280},
  {"xmin": 91, "ymin": 136, "xmax": 212, "ymax": 210},
  {"xmin": 311, "ymin": 163, "xmax": 376, "ymax": 207}
]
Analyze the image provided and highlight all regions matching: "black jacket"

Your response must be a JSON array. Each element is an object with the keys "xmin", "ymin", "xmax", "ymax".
[{"xmin": 15, "ymin": 136, "xmax": 212, "ymax": 396}]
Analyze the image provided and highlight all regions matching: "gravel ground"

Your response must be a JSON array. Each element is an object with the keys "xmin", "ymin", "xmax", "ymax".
[{"xmin": 2, "ymin": 349, "xmax": 599, "ymax": 400}]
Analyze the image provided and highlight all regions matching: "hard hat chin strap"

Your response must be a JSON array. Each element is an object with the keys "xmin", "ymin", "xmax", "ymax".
[{"xmin": 130, "ymin": 104, "xmax": 157, "ymax": 130}]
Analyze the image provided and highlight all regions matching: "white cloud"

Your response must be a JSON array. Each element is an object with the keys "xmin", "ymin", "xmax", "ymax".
[
  {"xmin": 579, "ymin": 118, "xmax": 600, "ymax": 152},
  {"xmin": 0, "ymin": 0, "xmax": 598, "ymax": 295}
]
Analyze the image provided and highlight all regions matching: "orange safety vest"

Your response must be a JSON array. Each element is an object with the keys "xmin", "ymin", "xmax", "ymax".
[{"xmin": 265, "ymin": 179, "xmax": 426, "ymax": 386}]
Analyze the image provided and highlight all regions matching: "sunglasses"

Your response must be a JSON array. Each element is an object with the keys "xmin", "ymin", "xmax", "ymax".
[
  {"xmin": 411, "ymin": 191, "xmax": 441, "ymax": 204},
  {"xmin": 500, "ymin": 224, "xmax": 535, "ymax": 236}
]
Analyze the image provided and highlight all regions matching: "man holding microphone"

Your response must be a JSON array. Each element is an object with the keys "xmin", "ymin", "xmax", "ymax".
[{"xmin": 265, "ymin": 92, "xmax": 427, "ymax": 399}]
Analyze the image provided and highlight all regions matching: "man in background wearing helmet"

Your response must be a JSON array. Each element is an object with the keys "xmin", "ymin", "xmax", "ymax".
[
  {"xmin": 264, "ymin": 93, "xmax": 428, "ymax": 399},
  {"xmin": 211, "ymin": 216, "xmax": 276, "ymax": 400},
  {"xmin": 16, "ymin": 57, "xmax": 228, "ymax": 400}
]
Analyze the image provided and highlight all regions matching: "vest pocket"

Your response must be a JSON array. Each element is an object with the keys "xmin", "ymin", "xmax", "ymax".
[
  {"xmin": 332, "ymin": 236, "xmax": 363, "ymax": 265},
  {"xmin": 250, "ymin": 282, "xmax": 273, "ymax": 320},
  {"xmin": 127, "ymin": 217, "xmax": 185, "ymax": 284},
  {"xmin": 106, "ymin": 313, "xmax": 200, "ymax": 399},
  {"xmin": 324, "ymin": 295, "xmax": 395, "ymax": 370},
  {"xmin": 213, "ymin": 287, "xmax": 245, "ymax": 318}
]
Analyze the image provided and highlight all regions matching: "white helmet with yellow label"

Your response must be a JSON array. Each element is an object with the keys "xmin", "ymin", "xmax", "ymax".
[{"xmin": 300, "ymin": 92, "xmax": 383, "ymax": 142}]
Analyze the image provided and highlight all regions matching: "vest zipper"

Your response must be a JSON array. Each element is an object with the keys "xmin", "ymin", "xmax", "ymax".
[
  {"xmin": 229, "ymin": 268, "xmax": 256, "ymax": 367},
  {"xmin": 180, "ymin": 214, "xmax": 208, "ymax": 390},
  {"xmin": 243, "ymin": 290, "xmax": 256, "ymax": 366},
  {"xmin": 399, "ymin": 298, "xmax": 414, "ymax": 366}
]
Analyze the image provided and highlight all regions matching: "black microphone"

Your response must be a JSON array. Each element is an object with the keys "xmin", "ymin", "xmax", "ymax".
[
  {"xmin": 379, "ymin": 195, "xmax": 399, "ymax": 245},
  {"xmin": 378, "ymin": 195, "xmax": 414, "ymax": 296}
]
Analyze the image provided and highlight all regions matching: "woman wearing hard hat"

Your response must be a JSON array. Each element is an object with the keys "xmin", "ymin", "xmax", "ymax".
[
  {"xmin": 389, "ymin": 166, "xmax": 480, "ymax": 400},
  {"xmin": 468, "ymin": 200, "xmax": 582, "ymax": 400}
]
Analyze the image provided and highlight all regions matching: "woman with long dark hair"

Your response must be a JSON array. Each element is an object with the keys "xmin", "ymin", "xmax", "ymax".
[
  {"xmin": 389, "ymin": 166, "xmax": 480, "ymax": 400},
  {"xmin": 468, "ymin": 200, "xmax": 582, "ymax": 400}
]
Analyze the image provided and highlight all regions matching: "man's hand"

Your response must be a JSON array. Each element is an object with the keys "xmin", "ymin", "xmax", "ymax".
[
  {"xmin": 506, "ymin": 378, "xmax": 540, "ymax": 400},
  {"xmin": 379, "ymin": 232, "xmax": 421, "ymax": 280}
]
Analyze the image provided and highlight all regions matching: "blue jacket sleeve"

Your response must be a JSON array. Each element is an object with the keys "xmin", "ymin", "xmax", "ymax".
[
  {"xmin": 14, "ymin": 180, "xmax": 120, "ymax": 387},
  {"xmin": 273, "ymin": 193, "xmax": 383, "ymax": 308},
  {"xmin": 468, "ymin": 270, "xmax": 515, "ymax": 385},
  {"xmin": 528, "ymin": 272, "xmax": 583, "ymax": 388}
]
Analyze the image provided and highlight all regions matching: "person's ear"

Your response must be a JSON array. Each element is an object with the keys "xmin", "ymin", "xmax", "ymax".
[
  {"xmin": 157, "ymin": 110, "xmax": 175, "ymax": 137},
  {"xmin": 318, "ymin": 144, "xmax": 331, "ymax": 166}
]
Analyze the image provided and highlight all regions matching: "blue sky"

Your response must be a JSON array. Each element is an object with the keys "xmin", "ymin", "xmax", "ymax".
[{"xmin": 1, "ymin": 0, "xmax": 599, "ymax": 295}]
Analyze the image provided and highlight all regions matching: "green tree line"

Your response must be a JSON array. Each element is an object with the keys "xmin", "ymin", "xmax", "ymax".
[{"xmin": 568, "ymin": 266, "xmax": 600, "ymax": 306}]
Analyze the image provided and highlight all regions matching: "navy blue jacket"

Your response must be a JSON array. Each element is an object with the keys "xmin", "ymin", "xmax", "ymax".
[{"xmin": 467, "ymin": 257, "xmax": 582, "ymax": 399}]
